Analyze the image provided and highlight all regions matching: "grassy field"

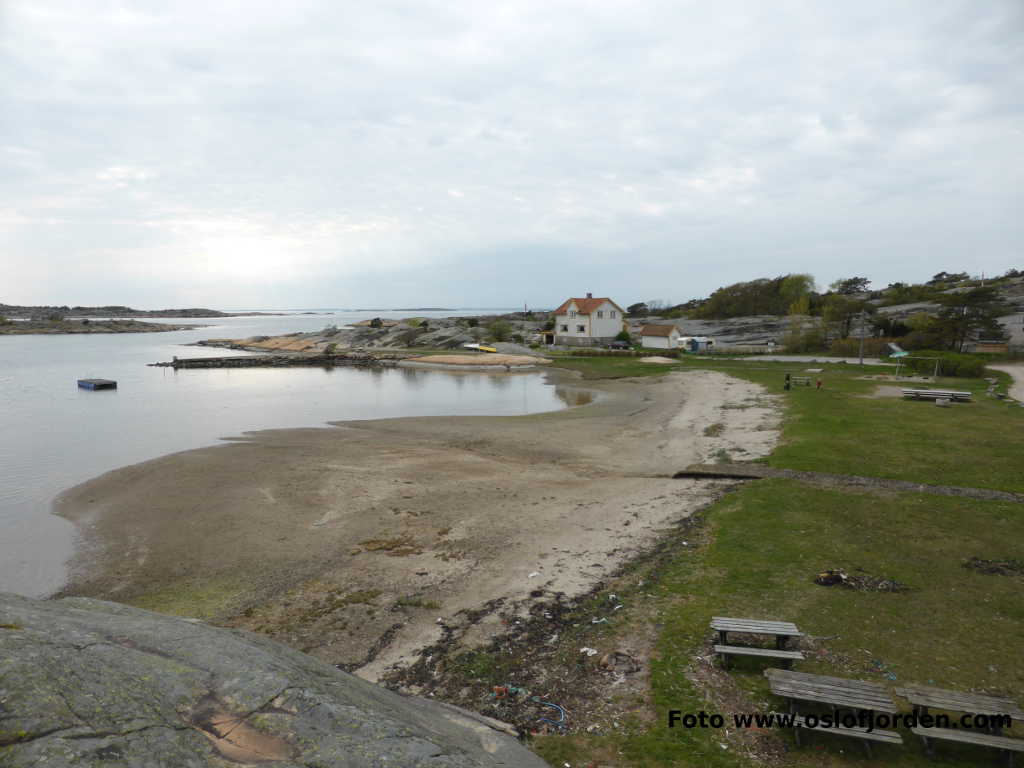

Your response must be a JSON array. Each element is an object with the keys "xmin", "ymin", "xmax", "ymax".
[{"xmin": 533, "ymin": 356, "xmax": 1024, "ymax": 767}]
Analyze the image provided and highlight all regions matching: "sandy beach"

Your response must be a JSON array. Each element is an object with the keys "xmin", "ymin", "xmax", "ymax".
[{"xmin": 56, "ymin": 368, "xmax": 779, "ymax": 681}]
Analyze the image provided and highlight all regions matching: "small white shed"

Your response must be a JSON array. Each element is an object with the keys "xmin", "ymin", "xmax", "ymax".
[{"xmin": 640, "ymin": 324, "xmax": 680, "ymax": 349}]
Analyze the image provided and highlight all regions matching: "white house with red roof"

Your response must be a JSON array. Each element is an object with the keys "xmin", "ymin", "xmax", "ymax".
[{"xmin": 550, "ymin": 293, "xmax": 627, "ymax": 346}]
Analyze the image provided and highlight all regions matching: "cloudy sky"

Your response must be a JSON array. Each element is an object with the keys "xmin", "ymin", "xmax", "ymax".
[{"xmin": 2, "ymin": 1, "xmax": 1022, "ymax": 309}]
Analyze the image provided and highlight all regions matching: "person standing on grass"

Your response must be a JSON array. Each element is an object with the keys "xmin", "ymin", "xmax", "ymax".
[{"xmin": 816, "ymin": 379, "xmax": 823, "ymax": 390}]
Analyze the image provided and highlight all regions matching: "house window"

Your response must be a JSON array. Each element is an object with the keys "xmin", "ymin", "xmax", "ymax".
[
  {"xmin": 576, "ymin": 324, "xmax": 586, "ymax": 333},
  {"xmin": 560, "ymin": 324, "xmax": 568, "ymax": 332},
  {"xmin": 597, "ymin": 310, "xmax": 604, "ymax": 319},
  {"xmin": 569, "ymin": 310, "xmax": 577, "ymax": 318},
  {"xmin": 610, "ymin": 310, "xmax": 617, "ymax": 318}
]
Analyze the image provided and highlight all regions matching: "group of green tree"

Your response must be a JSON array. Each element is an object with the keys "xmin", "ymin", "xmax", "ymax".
[{"xmin": 627, "ymin": 268, "xmax": 1019, "ymax": 354}]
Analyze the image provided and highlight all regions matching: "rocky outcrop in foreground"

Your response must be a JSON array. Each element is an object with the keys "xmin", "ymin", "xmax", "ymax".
[{"xmin": 0, "ymin": 593, "xmax": 547, "ymax": 767}]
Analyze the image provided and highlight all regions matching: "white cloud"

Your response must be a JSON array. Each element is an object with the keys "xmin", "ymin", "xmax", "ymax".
[{"xmin": 1, "ymin": 0, "xmax": 1022, "ymax": 307}]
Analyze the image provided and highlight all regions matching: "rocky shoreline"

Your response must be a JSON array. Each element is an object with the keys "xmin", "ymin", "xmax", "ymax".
[
  {"xmin": 0, "ymin": 302, "xmax": 281, "ymax": 319},
  {"xmin": 0, "ymin": 318, "xmax": 199, "ymax": 334}
]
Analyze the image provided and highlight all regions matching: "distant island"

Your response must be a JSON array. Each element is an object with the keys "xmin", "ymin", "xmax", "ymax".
[
  {"xmin": 0, "ymin": 317, "xmax": 198, "ymax": 335},
  {"xmin": 351, "ymin": 307, "xmax": 455, "ymax": 312},
  {"xmin": 0, "ymin": 303, "xmax": 282, "ymax": 319}
]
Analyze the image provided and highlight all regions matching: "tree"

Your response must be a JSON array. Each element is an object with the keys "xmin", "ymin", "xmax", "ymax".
[
  {"xmin": 780, "ymin": 274, "xmax": 815, "ymax": 306},
  {"xmin": 487, "ymin": 319, "xmax": 512, "ymax": 342},
  {"xmin": 928, "ymin": 271, "xmax": 970, "ymax": 285},
  {"xmin": 822, "ymin": 293, "xmax": 870, "ymax": 339},
  {"xmin": 615, "ymin": 329, "xmax": 632, "ymax": 342},
  {"xmin": 626, "ymin": 302, "xmax": 649, "ymax": 317},
  {"xmin": 694, "ymin": 274, "xmax": 816, "ymax": 319},
  {"xmin": 787, "ymin": 294, "xmax": 810, "ymax": 317},
  {"xmin": 931, "ymin": 287, "xmax": 1008, "ymax": 351},
  {"xmin": 830, "ymin": 276, "xmax": 871, "ymax": 295}
]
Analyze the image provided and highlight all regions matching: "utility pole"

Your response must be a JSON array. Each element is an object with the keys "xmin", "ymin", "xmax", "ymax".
[{"xmin": 858, "ymin": 309, "xmax": 866, "ymax": 365}]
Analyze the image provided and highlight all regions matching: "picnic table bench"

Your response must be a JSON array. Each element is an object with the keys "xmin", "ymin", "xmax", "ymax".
[
  {"xmin": 779, "ymin": 712, "xmax": 903, "ymax": 755},
  {"xmin": 766, "ymin": 668, "xmax": 899, "ymax": 714},
  {"xmin": 710, "ymin": 617, "xmax": 805, "ymax": 668},
  {"xmin": 909, "ymin": 727, "xmax": 1024, "ymax": 765},
  {"xmin": 897, "ymin": 684, "xmax": 1024, "ymax": 764},
  {"xmin": 789, "ymin": 376, "xmax": 812, "ymax": 386},
  {"xmin": 766, "ymin": 668, "xmax": 902, "ymax": 757},
  {"xmin": 902, "ymin": 388, "xmax": 972, "ymax": 401}
]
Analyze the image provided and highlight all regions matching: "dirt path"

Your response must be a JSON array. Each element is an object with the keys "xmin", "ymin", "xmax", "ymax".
[
  {"xmin": 56, "ymin": 369, "xmax": 779, "ymax": 681},
  {"xmin": 989, "ymin": 364, "xmax": 1024, "ymax": 401}
]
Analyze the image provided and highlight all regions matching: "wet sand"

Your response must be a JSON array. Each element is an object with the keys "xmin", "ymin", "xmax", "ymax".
[{"xmin": 56, "ymin": 369, "xmax": 779, "ymax": 681}]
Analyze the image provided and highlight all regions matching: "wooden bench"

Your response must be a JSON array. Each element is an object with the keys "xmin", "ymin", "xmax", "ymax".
[
  {"xmin": 714, "ymin": 645, "xmax": 804, "ymax": 669},
  {"xmin": 896, "ymin": 683, "xmax": 1024, "ymax": 724},
  {"xmin": 902, "ymin": 389, "xmax": 972, "ymax": 402},
  {"xmin": 766, "ymin": 668, "xmax": 899, "ymax": 714},
  {"xmin": 711, "ymin": 617, "xmax": 803, "ymax": 648},
  {"xmin": 911, "ymin": 726, "xmax": 1024, "ymax": 766},
  {"xmin": 782, "ymin": 712, "xmax": 902, "ymax": 758},
  {"xmin": 767, "ymin": 669, "xmax": 901, "ymax": 758}
]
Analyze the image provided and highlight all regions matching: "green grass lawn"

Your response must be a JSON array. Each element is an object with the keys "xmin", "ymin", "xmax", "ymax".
[
  {"xmin": 535, "ymin": 357, "xmax": 1024, "ymax": 767},
  {"xmin": 556, "ymin": 356, "xmax": 1024, "ymax": 493}
]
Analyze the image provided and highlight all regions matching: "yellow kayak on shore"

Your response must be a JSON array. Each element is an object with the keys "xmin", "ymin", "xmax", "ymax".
[{"xmin": 478, "ymin": 345, "xmax": 497, "ymax": 353}]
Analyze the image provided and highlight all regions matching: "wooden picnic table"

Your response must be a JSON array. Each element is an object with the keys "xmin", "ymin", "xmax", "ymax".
[
  {"xmin": 766, "ymin": 668, "xmax": 902, "ymax": 757},
  {"xmin": 897, "ymin": 683, "xmax": 1024, "ymax": 763},
  {"xmin": 711, "ymin": 617, "xmax": 802, "ymax": 649},
  {"xmin": 896, "ymin": 683, "xmax": 1024, "ymax": 721},
  {"xmin": 902, "ymin": 388, "xmax": 972, "ymax": 401},
  {"xmin": 766, "ymin": 668, "xmax": 899, "ymax": 714}
]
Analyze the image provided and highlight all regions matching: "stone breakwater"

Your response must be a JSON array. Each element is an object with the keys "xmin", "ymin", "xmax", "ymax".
[{"xmin": 149, "ymin": 353, "xmax": 407, "ymax": 369}]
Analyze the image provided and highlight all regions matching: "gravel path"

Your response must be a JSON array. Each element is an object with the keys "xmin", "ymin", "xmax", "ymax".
[{"xmin": 988, "ymin": 364, "xmax": 1024, "ymax": 401}]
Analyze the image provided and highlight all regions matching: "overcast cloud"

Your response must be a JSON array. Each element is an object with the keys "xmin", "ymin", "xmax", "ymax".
[{"xmin": 2, "ymin": 0, "xmax": 1022, "ymax": 309}]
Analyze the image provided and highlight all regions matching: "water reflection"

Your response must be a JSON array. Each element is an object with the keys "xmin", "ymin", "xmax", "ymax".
[
  {"xmin": 0, "ymin": 349, "xmax": 597, "ymax": 597},
  {"xmin": 555, "ymin": 388, "xmax": 595, "ymax": 407},
  {"xmin": 488, "ymin": 374, "xmax": 512, "ymax": 391}
]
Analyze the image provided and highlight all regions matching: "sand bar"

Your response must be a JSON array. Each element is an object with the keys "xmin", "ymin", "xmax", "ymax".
[{"xmin": 56, "ymin": 369, "xmax": 779, "ymax": 681}]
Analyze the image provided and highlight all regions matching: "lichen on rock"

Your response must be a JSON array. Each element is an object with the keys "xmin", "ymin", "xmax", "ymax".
[{"xmin": 0, "ymin": 592, "xmax": 546, "ymax": 767}]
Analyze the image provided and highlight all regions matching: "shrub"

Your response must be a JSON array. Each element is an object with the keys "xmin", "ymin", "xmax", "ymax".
[
  {"xmin": 512, "ymin": 333, "xmax": 525, "ymax": 344},
  {"xmin": 324, "ymin": 342, "xmax": 337, "ymax": 355},
  {"xmin": 395, "ymin": 329, "xmax": 421, "ymax": 346},
  {"xmin": 487, "ymin": 320, "xmax": 512, "ymax": 342},
  {"xmin": 901, "ymin": 350, "xmax": 987, "ymax": 378},
  {"xmin": 467, "ymin": 318, "xmax": 478, "ymax": 327},
  {"xmin": 783, "ymin": 321, "xmax": 828, "ymax": 353},
  {"xmin": 828, "ymin": 337, "xmax": 896, "ymax": 357},
  {"xmin": 615, "ymin": 330, "xmax": 632, "ymax": 342}
]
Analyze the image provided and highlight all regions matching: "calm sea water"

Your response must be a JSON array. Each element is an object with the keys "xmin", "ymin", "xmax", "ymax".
[{"xmin": 0, "ymin": 309, "xmax": 579, "ymax": 597}]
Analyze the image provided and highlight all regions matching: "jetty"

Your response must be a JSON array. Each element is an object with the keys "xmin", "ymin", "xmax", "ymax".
[
  {"xmin": 78, "ymin": 378, "xmax": 117, "ymax": 390},
  {"xmin": 149, "ymin": 353, "xmax": 404, "ymax": 370}
]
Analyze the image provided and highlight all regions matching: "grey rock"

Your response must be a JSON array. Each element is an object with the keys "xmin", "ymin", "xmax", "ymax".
[{"xmin": 0, "ymin": 593, "xmax": 548, "ymax": 767}]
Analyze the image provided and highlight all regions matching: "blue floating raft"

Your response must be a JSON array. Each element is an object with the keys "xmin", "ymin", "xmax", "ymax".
[{"xmin": 78, "ymin": 378, "xmax": 117, "ymax": 390}]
